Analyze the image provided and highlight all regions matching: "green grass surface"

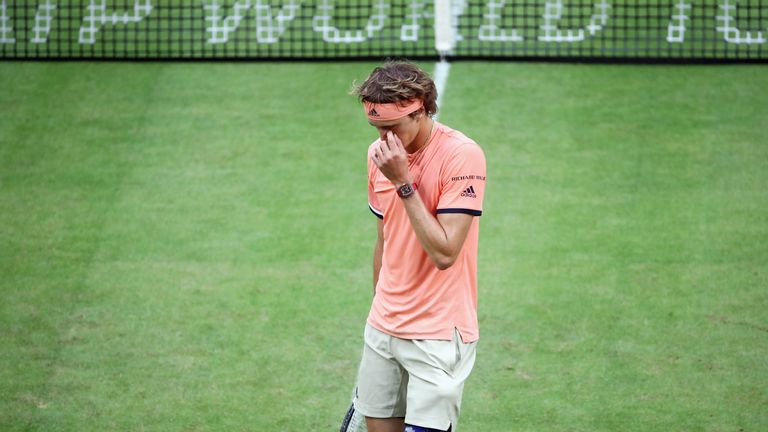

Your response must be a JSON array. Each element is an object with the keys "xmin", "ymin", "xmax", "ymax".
[
  {"xmin": 1, "ymin": 61, "xmax": 767, "ymax": 431},
  {"xmin": 444, "ymin": 63, "xmax": 768, "ymax": 431}
]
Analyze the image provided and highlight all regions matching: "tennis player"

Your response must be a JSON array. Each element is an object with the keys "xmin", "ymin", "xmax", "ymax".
[{"xmin": 351, "ymin": 61, "xmax": 486, "ymax": 432}]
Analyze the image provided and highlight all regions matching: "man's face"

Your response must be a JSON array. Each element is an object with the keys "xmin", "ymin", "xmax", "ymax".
[{"xmin": 368, "ymin": 113, "xmax": 422, "ymax": 151}]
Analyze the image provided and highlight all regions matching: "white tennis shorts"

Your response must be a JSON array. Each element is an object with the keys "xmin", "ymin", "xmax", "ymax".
[{"xmin": 354, "ymin": 324, "xmax": 477, "ymax": 431}]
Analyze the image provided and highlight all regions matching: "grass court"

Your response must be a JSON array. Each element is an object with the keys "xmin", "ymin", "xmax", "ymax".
[{"xmin": 1, "ymin": 61, "xmax": 766, "ymax": 430}]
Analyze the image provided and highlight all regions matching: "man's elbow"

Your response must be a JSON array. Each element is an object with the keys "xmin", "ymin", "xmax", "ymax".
[{"xmin": 432, "ymin": 254, "xmax": 458, "ymax": 271}]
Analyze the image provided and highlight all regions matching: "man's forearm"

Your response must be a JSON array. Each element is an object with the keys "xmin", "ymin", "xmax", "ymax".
[{"xmin": 400, "ymin": 190, "xmax": 466, "ymax": 270}]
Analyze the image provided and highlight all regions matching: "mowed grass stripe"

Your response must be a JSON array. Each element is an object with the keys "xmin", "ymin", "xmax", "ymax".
[{"xmin": 0, "ymin": 63, "xmax": 164, "ymax": 430}]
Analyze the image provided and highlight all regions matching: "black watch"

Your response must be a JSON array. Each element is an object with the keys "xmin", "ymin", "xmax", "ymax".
[{"xmin": 396, "ymin": 183, "xmax": 416, "ymax": 199}]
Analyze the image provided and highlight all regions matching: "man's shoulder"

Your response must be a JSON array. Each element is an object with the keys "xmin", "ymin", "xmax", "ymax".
[
  {"xmin": 367, "ymin": 140, "xmax": 380, "ymax": 157},
  {"xmin": 435, "ymin": 123, "xmax": 483, "ymax": 158}
]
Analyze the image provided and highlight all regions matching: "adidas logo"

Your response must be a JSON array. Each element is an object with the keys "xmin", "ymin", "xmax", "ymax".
[
  {"xmin": 461, "ymin": 185, "xmax": 477, "ymax": 198},
  {"xmin": 368, "ymin": 108, "xmax": 380, "ymax": 117}
]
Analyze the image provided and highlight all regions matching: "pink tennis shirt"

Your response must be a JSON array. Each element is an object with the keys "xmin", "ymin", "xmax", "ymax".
[{"xmin": 367, "ymin": 122, "xmax": 486, "ymax": 343}]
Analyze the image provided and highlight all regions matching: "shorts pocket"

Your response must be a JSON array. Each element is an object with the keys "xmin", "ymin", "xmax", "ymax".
[{"xmin": 453, "ymin": 328, "xmax": 463, "ymax": 370}]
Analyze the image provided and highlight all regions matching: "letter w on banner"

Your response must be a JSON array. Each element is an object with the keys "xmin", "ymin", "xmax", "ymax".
[{"xmin": 204, "ymin": 0, "xmax": 301, "ymax": 44}]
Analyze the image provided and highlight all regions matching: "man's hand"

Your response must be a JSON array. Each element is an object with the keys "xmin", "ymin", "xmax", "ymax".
[{"xmin": 370, "ymin": 131, "xmax": 412, "ymax": 186}]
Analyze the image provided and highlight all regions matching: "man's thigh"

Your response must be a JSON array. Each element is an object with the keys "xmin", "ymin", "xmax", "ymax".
[
  {"xmin": 394, "ymin": 329, "xmax": 477, "ymax": 431},
  {"xmin": 354, "ymin": 324, "xmax": 408, "ymax": 419}
]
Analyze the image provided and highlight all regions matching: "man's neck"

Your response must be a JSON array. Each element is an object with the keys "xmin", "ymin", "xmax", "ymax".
[{"xmin": 407, "ymin": 118, "xmax": 434, "ymax": 154}]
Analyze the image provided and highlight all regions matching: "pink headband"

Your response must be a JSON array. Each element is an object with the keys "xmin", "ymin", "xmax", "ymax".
[{"xmin": 364, "ymin": 99, "xmax": 423, "ymax": 121}]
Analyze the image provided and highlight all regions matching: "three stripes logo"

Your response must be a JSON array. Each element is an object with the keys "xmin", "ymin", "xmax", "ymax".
[
  {"xmin": 461, "ymin": 185, "xmax": 477, "ymax": 198},
  {"xmin": 368, "ymin": 108, "xmax": 380, "ymax": 117}
]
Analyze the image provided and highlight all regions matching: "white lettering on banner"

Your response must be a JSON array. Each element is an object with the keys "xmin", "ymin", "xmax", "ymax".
[
  {"xmin": 667, "ymin": 1, "xmax": 691, "ymax": 43},
  {"xmin": 539, "ymin": 0, "xmax": 610, "ymax": 42},
  {"xmin": 0, "ymin": 0, "xmax": 14, "ymax": 43},
  {"xmin": 479, "ymin": 0, "xmax": 523, "ymax": 42},
  {"xmin": 716, "ymin": 0, "xmax": 766, "ymax": 44},
  {"xmin": 32, "ymin": 0, "xmax": 57, "ymax": 43},
  {"xmin": 401, "ymin": 0, "xmax": 427, "ymax": 42},
  {"xmin": 204, "ymin": 0, "xmax": 251, "ymax": 44},
  {"xmin": 312, "ymin": 0, "xmax": 388, "ymax": 43},
  {"xmin": 255, "ymin": 0, "xmax": 300, "ymax": 43},
  {"xmin": 1, "ymin": 0, "xmax": 766, "ymax": 50},
  {"xmin": 79, "ymin": 0, "xmax": 152, "ymax": 44}
]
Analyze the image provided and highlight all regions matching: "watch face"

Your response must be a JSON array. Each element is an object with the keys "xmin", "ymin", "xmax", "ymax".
[{"xmin": 398, "ymin": 184, "xmax": 414, "ymax": 197}]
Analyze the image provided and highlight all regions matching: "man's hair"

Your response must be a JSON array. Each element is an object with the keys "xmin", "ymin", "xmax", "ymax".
[{"xmin": 354, "ymin": 61, "xmax": 438, "ymax": 118}]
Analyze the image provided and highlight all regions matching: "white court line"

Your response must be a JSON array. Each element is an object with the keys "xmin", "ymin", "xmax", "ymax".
[{"xmin": 433, "ymin": 60, "xmax": 451, "ymax": 121}]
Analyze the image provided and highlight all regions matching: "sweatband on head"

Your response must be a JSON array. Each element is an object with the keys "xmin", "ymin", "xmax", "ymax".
[{"xmin": 364, "ymin": 99, "xmax": 423, "ymax": 121}]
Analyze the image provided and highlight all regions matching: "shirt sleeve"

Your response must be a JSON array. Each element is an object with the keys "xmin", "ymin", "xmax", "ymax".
[{"xmin": 437, "ymin": 142, "xmax": 486, "ymax": 216}]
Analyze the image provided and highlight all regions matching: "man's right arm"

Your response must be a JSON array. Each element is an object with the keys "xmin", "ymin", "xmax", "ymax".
[{"xmin": 372, "ymin": 219, "xmax": 383, "ymax": 295}]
